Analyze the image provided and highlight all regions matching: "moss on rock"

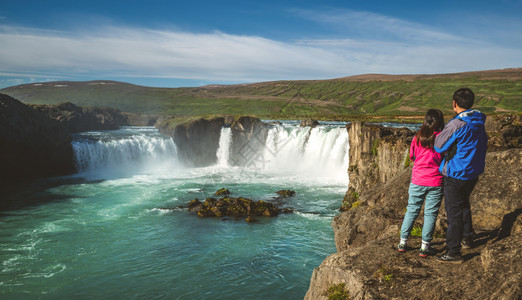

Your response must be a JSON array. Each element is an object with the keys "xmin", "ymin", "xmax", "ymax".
[
  {"xmin": 215, "ymin": 188, "xmax": 231, "ymax": 196},
  {"xmin": 187, "ymin": 189, "xmax": 290, "ymax": 222}
]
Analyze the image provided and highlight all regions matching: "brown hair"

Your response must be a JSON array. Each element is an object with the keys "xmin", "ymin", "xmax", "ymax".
[{"xmin": 415, "ymin": 109, "xmax": 444, "ymax": 149}]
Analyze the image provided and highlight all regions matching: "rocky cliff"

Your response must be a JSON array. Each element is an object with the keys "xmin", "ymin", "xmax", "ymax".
[
  {"xmin": 157, "ymin": 117, "xmax": 225, "ymax": 167},
  {"xmin": 156, "ymin": 116, "xmax": 268, "ymax": 167},
  {"xmin": 485, "ymin": 114, "xmax": 521, "ymax": 151},
  {"xmin": 0, "ymin": 95, "xmax": 163, "ymax": 186},
  {"xmin": 229, "ymin": 116, "xmax": 269, "ymax": 166},
  {"xmin": 0, "ymin": 94, "xmax": 75, "ymax": 184},
  {"xmin": 31, "ymin": 102, "xmax": 160, "ymax": 132},
  {"xmin": 343, "ymin": 122, "xmax": 413, "ymax": 210},
  {"xmin": 306, "ymin": 116, "xmax": 522, "ymax": 300}
]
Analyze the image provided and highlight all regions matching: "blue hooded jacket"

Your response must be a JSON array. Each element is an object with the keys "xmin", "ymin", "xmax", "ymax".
[{"xmin": 434, "ymin": 109, "xmax": 488, "ymax": 180}]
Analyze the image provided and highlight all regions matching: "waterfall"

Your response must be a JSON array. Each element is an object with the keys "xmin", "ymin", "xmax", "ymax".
[
  {"xmin": 70, "ymin": 124, "xmax": 349, "ymax": 184},
  {"xmin": 216, "ymin": 127, "xmax": 232, "ymax": 166},
  {"xmin": 218, "ymin": 122, "xmax": 349, "ymax": 184},
  {"xmin": 263, "ymin": 124, "xmax": 349, "ymax": 182},
  {"xmin": 72, "ymin": 127, "xmax": 178, "ymax": 178}
]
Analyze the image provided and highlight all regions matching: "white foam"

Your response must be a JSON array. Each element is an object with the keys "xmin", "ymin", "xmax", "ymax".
[
  {"xmin": 146, "ymin": 208, "xmax": 176, "ymax": 215},
  {"xmin": 214, "ymin": 123, "xmax": 349, "ymax": 187},
  {"xmin": 32, "ymin": 222, "xmax": 69, "ymax": 234},
  {"xmin": 294, "ymin": 211, "xmax": 327, "ymax": 220},
  {"xmin": 72, "ymin": 128, "xmax": 179, "ymax": 180},
  {"xmin": 22, "ymin": 263, "xmax": 67, "ymax": 278}
]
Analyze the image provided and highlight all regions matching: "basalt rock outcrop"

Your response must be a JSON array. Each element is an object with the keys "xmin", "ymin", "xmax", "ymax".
[
  {"xmin": 347, "ymin": 122, "xmax": 414, "ymax": 193},
  {"xmin": 157, "ymin": 117, "xmax": 225, "ymax": 167},
  {"xmin": 342, "ymin": 122, "xmax": 414, "ymax": 210},
  {"xmin": 229, "ymin": 116, "xmax": 269, "ymax": 166},
  {"xmin": 306, "ymin": 117, "xmax": 521, "ymax": 300},
  {"xmin": 485, "ymin": 113, "xmax": 521, "ymax": 151},
  {"xmin": 0, "ymin": 94, "xmax": 75, "ymax": 184},
  {"xmin": 157, "ymin": 116, "xmax": 268, "ymax": 167}
]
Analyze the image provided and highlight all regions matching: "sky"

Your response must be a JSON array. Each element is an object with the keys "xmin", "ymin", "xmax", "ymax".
[{"xmin": 0, "ymin": 0, "xmax": 521, "ymax": 88}]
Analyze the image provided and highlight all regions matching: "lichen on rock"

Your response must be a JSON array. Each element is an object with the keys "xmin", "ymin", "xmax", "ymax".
[{"xmin": 215, "ymin": 188, "xmax": 231, "ymax": 196}]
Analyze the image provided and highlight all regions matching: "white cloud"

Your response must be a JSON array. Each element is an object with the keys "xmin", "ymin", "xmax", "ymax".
[
  {"xmin": 291, "ymin": 9, "xmax": 463, "ymax": 44},
  {"xmin": 0, "ymin": 13, "xmax": 520, "ymax": 87},
  {"xmin": 0, "ymin": 25, "xmax": 351, "ymax": 82}
]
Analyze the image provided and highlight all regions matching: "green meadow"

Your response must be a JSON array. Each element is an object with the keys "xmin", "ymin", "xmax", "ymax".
[{"xmin": 2, "ymin": 69, "xmax": 521, "ymax": 121}]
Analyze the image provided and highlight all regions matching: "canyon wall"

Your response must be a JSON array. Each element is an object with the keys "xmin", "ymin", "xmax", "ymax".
[
  {"xmin": 342, "ymin": 122, "xmax": 413, "ymax": 210},
  {"xmin": 306, "ymin": 116, "xmax": 522, "ymax": 300}
]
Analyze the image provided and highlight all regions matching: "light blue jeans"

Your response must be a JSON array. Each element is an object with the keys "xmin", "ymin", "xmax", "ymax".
[{"xmin": 400, "ymin": 183, "xmax": 443, "ymax": 242}]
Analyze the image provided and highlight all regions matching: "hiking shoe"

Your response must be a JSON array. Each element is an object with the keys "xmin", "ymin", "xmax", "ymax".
[
  {"xmin": 436, "ymin": 253, "xmax": 463, "ymax": 264},
  {"xmin": 419, "ymin": 247, "xmax": 435, "ymax": 258},
  {"xmin": 397, "ymin": 243, "xmax": 407, "ymax": 252},
  {"xmin": 461, "ymin": 238, "xmax": 473, "ymax": 249}
]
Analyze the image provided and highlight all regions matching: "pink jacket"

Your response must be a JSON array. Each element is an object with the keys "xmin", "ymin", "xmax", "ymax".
[{"xmin": 410, "ymin": 133, "xmax": 444, "ymax": 187}]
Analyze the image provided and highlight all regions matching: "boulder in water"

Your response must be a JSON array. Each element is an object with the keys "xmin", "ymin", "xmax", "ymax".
[
  {"xmin": 187, "ymin": 189, "xmax": 288, "ymax": 222},
  {"xmin": 215, "ymin": 188, "xmax": 231, "ymax": 196},
  {"xmin": 276, "ymin": 190, "xmax": 296, "ymax": 197},
  {"xmin": 187, "ymin": 199, "xmax": 202, "ymax": 212}
]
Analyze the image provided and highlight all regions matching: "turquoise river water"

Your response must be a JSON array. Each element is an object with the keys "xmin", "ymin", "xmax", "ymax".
[{"xmin": 1, "ymin": 122, "xmax": 354, "ymax": 299}]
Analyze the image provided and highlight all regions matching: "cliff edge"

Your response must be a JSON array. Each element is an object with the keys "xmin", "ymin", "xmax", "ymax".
[{"xmin": 306, "ymin": 118, "xmax": 521, "ymax": 300}]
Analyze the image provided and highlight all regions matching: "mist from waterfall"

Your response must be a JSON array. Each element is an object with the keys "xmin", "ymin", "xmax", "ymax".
[{"xmin": 72, "ymin": 127, "xmax": 179, "ymax": 179}]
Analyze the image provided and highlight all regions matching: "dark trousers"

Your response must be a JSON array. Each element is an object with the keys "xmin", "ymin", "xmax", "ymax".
[{"xmin": 444, "ymin": 176, "xmax": 478, "ymax": 254}]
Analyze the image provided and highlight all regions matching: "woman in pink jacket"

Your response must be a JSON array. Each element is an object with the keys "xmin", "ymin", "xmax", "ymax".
[{"xmin": 398, "ymin": 109, "xmax": 445, "ymax": 257}]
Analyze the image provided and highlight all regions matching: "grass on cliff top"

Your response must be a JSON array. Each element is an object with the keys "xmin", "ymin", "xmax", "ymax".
[
  {"xmin": 322, "ymin": 283, "xmax": 351, "ymax": 300},
  {"xmin": 2, "ymin": 69, "xmax": 521, "ymax": 118}
]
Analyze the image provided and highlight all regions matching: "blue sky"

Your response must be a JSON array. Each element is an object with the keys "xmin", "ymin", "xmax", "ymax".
[{"xmin": 1, "ymin": 0, "xmax": 521, "ymax": 88}]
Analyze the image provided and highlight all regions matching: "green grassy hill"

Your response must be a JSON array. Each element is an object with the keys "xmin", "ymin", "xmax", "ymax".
[{"xmin": 2, "ymin": 68, "xmax": 521, "ymax": 120}]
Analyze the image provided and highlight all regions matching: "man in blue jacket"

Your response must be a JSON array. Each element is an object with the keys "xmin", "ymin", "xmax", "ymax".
[{"xmin": 434, "ymin": 88, "xmax": 488, "ymax": 263}]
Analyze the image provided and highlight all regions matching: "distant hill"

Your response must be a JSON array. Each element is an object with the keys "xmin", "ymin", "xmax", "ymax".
[{"xmin": 2, "ymin": 68, "xmax": 521, "ymax": 119}]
